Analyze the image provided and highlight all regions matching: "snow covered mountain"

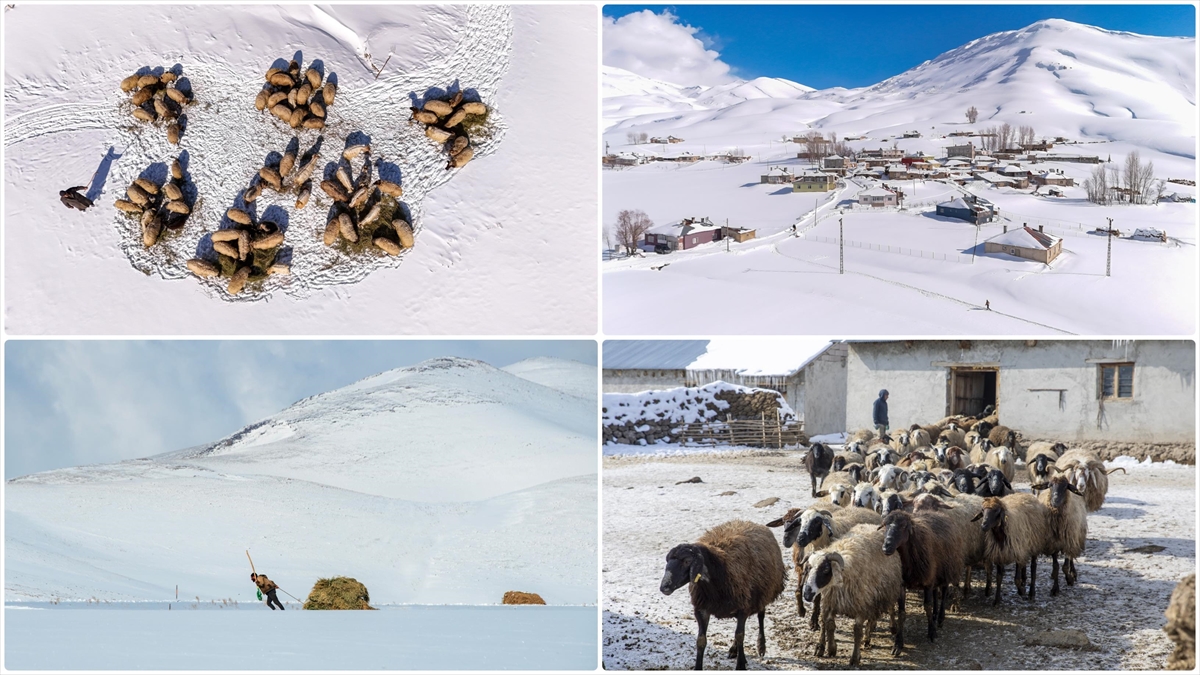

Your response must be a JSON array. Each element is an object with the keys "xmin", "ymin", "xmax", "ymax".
[
  {"xmin": 603, "ymin": 65, "xmax": 815, "ymax": 127},
  {"xmin": 605, "ymin": 19, "xmax": 1196, "ymax": 157},
  {"xmin": 5, "ymin": 357, "xmax": 597, "ymax": 605},
  {"xmin": 502, "ymin": 356, "xmax": 597, "ymax": 402}
]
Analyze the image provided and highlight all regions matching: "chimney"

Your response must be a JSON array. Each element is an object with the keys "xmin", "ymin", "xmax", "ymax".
[
  {"xmin": 1038, "ymin": 225, "xmax": 1044, "ymax": 233},
  {"xmin": 1003, "ymin": 225, "xmax": 1008, "ymax": 233}
]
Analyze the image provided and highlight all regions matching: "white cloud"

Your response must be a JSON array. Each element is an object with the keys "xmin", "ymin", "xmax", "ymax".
[{"xmin": 603, "ymin": 9, "xmax": 735, "ymax": 87}]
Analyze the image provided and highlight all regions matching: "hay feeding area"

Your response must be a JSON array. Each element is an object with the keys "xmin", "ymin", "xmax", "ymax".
[{"xmin": 303, "ymin": 576, "xmax": 375, "ymax": 610}]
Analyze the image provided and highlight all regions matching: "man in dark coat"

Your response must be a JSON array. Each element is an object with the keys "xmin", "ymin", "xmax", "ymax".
[
  {"xmin": 59, "ymin": 186, "xmax": 93, "ymax": 211},
  {"xmin": 252, "ymin": 572, "xmax": 285, "ymax": 610},
  {"xmin": 872, "ymin": 389, "xmax": 889, "ymax": 440}
]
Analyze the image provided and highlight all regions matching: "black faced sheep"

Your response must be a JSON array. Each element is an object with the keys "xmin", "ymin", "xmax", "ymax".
[
  {"xmin": 766, "ymin": 506, "xmax": 879, "ymax": 630},
  {"xmin": 974, "ymin": 468, "xmax": 1014, "ymax": 498},
  {"xmin": 912, "ymin": 493, "xmax": 987, "ymax": 604},
  {"xmin": 972, "ymin": 494, "xmax": 1050, "ymax": 605},
  {"xmin": 804, "ymin": 442, "xmax": 834, "ymax": 498},
  {"xmin": 661, "ymin": 520, "xmax": 786, "ymax": 670},
  {"xmin": 880, "ymin": 510, "xmax": 966, "ymax": 651},
  {"xmin": 803, "ymin": 524, "xmax": 902, "ymax": 666},
  {"xmin": 1033, "ymin": 475, "xmax": 1088, "ymax": 596},
  {"xmin": 1026, "ymin": 445, "xmax": 1065, "ymax": 494}
]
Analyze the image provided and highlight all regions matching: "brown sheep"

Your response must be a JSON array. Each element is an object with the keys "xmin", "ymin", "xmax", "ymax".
[
  {"xmin": 973, "ymin": 494, "xmax": 1050, "ymax": 605},
  {"xmin": 881, "ymin": 510, "xmax": 966, "ymax": 651},
  {"xmin": 1165, "ymin": 574, "xmax": 1195, "ymax": 670},
  {"xmin": 660, "ymin": 520, "xmax": 786, "ymax": 670},
  {"xmin": 1032, "ymin": 475, "xmax": 1087, "ymax": 596}
]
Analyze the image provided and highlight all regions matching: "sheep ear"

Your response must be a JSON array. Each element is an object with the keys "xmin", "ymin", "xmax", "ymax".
[
  {"xmin": 876, "ymin": 523, "xmax": 886, "ymax": 530},
  {"xmin": 814, "ymin": 490, "xmax": 829, "ymax": 498},
  {"xmin": 1066, "ymin": 484, "xmax": 1084, "ymax": 496},
  {"xmin": 690, "ymin": 558, "xmax": 709, "ymax": 584},
  {"xmin": 1003, "ymin": 477, "xmax": 1012, "ymax": 489},
  {"xmin": 823, "ymin": 520, "xmax": 834, "ymax": 537},
  {"xmin": 766, "ymin": 517, "xmax": 785, "ymax": 528},
  {"xmin": 970, "ymin": 511, "xmax": 983, "ymax": 522},
  {"xmin": 1030, "ymin": 483, "xmax": 1048, "ymax": 491}
]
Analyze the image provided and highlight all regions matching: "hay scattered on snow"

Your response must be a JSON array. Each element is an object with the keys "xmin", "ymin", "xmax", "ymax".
[{"xmin": 303, "ymin": 576, "xmax": 375, "ymax": 610}]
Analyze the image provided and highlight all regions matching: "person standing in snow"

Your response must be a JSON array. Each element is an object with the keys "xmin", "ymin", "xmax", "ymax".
[
  {"xmin": 59, "ymin": 186, "xmax": 93, "ymax": 211},
  {"xmin": 252, "ymin": 572, "xmax": 285, "ymax": 610},
  {"xmin": 872, "ymin": 389, "xmax": 889, "ymax": 440}
]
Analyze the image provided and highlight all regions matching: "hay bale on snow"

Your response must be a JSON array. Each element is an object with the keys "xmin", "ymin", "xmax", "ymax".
[
  {"xmin": 304, "ymin": 576, "xmax": 375, "ymax": 610},
  {"xmin": 502, "ymin": 591, "xmax": 545, "ymax": 605}
]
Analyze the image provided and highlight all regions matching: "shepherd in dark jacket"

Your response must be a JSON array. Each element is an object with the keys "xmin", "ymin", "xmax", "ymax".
[
  {"xmin": 252, "ymin": 572, "xmax": 285, "ymax": 610},
  {"xmin": 872, "ymin": 389, "xmax": 889, "ymax": 440},
  {"xmin": 59, "ymin": 186, "xmax": 93, "ymax": 211}
]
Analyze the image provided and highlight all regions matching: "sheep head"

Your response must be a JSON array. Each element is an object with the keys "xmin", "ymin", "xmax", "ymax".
[
  {"xmin": 912, "ymin": 493, "xmax": 952, "ymax": 513},
  {"xmin": 972, "ymin": 497, "xmax": 1007, "ymax": 545},
  {"xmin": 801, "ymin": 551, "xmax": 845, "ymax": 603},
  {"xmin": 853, "ymin": 483, "xmax": 880, "ymax": 512},
  {"xmin": 661, "ymin": 544, "xmax": 708, "ymax": 595},
  {"xmin": 830, "ymin": 484, "xmax": 852, "ymax": 508},
  {"xmin": 831, "ymin": 455, "xmax": 847, "ymax": 472},
  {"xmin": 786, "ymin": 509, "xmax": 834, "ymax": 549},
  {"xmin": 880, "ymin": 492, "xmax": 907, "ymax": 516},
  {"xmin": 952, "ymin": 469, "xmax": 978, "ymax": 495},
  {"xmin": 880, "ymin": 510, "xmax": 913, "ymax": 555},
  {"xmin": 1041, "ymin": 475, "xmax": 1083, "ymax": 509}
]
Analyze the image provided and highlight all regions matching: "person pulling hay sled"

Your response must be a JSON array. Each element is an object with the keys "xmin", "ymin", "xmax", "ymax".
[
  {"xmin": 59, "ymin": 186, "xmax": 93, "ymax": 211},
  {"xmin": 252, "ymin": 572, "xmax": 285, "ymax": 610}
]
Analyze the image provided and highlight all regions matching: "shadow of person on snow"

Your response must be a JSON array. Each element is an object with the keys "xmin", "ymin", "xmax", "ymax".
[{"xmin": 85, "ymin": 146, "xmax": 123, "ymax": 202}]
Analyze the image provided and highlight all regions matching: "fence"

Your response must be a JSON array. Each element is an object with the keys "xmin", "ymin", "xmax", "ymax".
[
  {"xmin": 676, "ymin": 412, "xmax": 805, "ymax": 449},
  {"xmin": 800, "ymin": 234, "xmax": 973, "ymax": 264}
]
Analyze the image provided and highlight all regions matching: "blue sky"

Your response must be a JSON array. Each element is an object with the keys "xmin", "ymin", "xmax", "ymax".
[
  {"xmin": 4, "ymin": 340, "xmax": 596, "ymax": 479},
  {"xmin": 603, "ymin": 4, "xmax": 1196, "ymax": 88}
]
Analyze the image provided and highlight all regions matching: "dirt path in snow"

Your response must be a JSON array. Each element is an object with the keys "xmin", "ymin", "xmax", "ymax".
[{"xmin": 603, "ymin": 450, "xmax": 1194, "ymax": 670}]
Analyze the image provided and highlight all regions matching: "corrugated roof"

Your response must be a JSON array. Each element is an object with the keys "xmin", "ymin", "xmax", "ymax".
[
  {"xmin": 603, "ymin": 340, "xmax": 710, "ymax": 370},
  {"xmin": 603, "ymin": 339, "xmax": 834, "ymax": 376}
]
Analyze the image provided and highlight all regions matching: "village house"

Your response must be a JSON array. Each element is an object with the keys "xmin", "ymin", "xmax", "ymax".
[
  {"xmin": 602, "ymin": 152, "xmax": 644, "ymax": 168},
  {"xmin": 722, "ymin": 226, "xmax": 757, "ymax": 243},
  {"xmin": 944, "ymin": 141, "xmax": 976, "ymax": 160},
  {"xmin": 603, "ymin": 339, "xmax": 850, "ymax": 436},
  {"xmin": 984, "ymin": 224, "xmax": 1063, "ymax": 263},
  {"xmin": 974, "ymin": 170, "xmax": 1017, "ymax": 188},
  {"xmin": 999, "ymin": 164, "xmax": 1031, "ymax": 188},
  {"xmin": 857, "ymin": 186, "xmax": 898, "ymax": 208},
  {"xmin": 642, "ymin": 231, "xmax": 678, "ymax": 252},
  {"xmin": 935, "ymin": 194, "xmax": 996, "ymax": 224},
  {"xmin": 1031, "ymin": 168, "xmax": 1075, "ymax": 186},
  {"xmin": 760, "ymin": 166, "xmax": 795, "ymax": 184},
  {"xmin": 650, "ymin": 135, "xmax": 685, "ymax": 144},
  {"xmin": 821, "ymin": 154, "xmax": 850, "ymax": 175},
  {"xmin": 902, "ymin": 130, "xmax": 922, "ymax": 138},
  {"xmin": 793, "ymin": 171, "xmax": 838, "ymax": 192},
  {"xmin": 885, "ymin": 163, "xmax": 910, "ymax": 180},
  {"xmin": 843, "ymin": 340, "xmax": 1194, "ymax": 445},
  {"xmin": 860, "ymin": 147, "xmax": 905, "ymax": 160}
]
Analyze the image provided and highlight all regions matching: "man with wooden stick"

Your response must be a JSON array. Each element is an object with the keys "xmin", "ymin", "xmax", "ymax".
[
  {"xmin": 252, "ymin": 572, "xmax": 286, "ymax": 610},
  {"xmin": 246, "ymin": 550, "xmax": 285, "ymax": 610}
]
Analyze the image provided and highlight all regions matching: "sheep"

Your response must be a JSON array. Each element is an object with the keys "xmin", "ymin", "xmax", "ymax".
[
  {"xmin": 1026, "ymin": 452, "xmax": 1058, "ymax": 494},
  {"xmin": 1032, "ymin": 475, "xmax": 1087, "ymax": 596},
  {"xmin": 908, "ymin": 427, "xmax": 932, "ymax": 449},
  {"xmin": 879, "ymin": 491, "xmax": 909, "ymax": 517},
  {"xmin": 974, "ymin": 467, "xmax": 1013, "ymax": 498},
  {"xmin": 1055, "ymin": 449, "xmax": 1126, "ymax": 512},
  {"xmin": 660, "ymin": 520, "xmax": 786, "ymax": 670},
  {"xmin": 881, "ymin": 509, "xmax": 966, "ymax": 650},
  {"xmin": 827, "ymin": 483, "xmax": 853, "ymax": 508},
  {"xmin": 987, "ymin": 425, "xmax": 1019, "ymax": 459},
  {"xmin": 873, "ymin": 465, "xmax": 911, "ymax": 493},
  {"xmin": 1165, "ymin": 574, "xmax": 1195, "ymax": 671},
  {"xmin": 912, "ymin": 493, "xmax": 987, "ymax": 603},
  {"xmin": 803, "ymin": 524, "xmax": 902, "ymax": 666},
  {"xmin": 985, "ymin": 446, "xmax": 1016, "ymax": 483},
  {"xmin": 767, "ymin": 506, "xmax": 880, "ymax": 631},
  {"xmin": 968, "ymin": 438, "xmax": 992, "ymax": 465},
  {"xmin": 395, "ymin": 220, "xmax": 415, "ymax": 248},
  {"xmin": 864, "ymin": 447, "xmax": 897, "ymax": 471},
  {"xmin": 938, "ymin": 426, "xmax": 966, "ymax": 449},
  {"xmin": 831, "ymin": 451, "xmax": 863, "ymax": 473},
  {"xmin": 803, "ymin": 442, "xmax": 834, "ymax": 498},
  {"xmin": 889, "ymin": 431, "xmax": 912, "ymax": 456},
  {"xmin": 942, "ymin": 446, "xmax": 969, "ymax": 472},
  {"xmin": 1026, "ymin": 441, "xmax": 1067, "ymax": 460},
  {"xmin": 848, "ymin": 429, "xmax": 875, "ymax": 444},
  {"xmin": 852, "ymin": 482, "xmax": 881, "ymax": 512},
  {"xmin": 972, "ymin": 494, "xmax": 1050, "ymax": 605}
]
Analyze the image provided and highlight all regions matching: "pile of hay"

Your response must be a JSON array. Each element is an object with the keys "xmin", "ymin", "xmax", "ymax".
[
  {"xmin": 1166, "ymin": 574, "xmax": 1195, "ymax": 670},
  {"xmin": 502, "ymin": 591, "xmax": 545, "ymax": 605},
  {"xmin": 303, "ymin": 576, "xmax": 375, "ymax": 610}
]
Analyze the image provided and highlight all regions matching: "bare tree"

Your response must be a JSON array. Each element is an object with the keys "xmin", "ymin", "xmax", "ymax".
[
  {"xmin": 1122, "ymin": 150, "xmax": 1157, "ymax": 204},
  {"xmin": 966, "ymin": 106, "xmax": 978, "ymax": 124},
  {"xmin": 615, "ymin": 209, "xmax": 653, "ymax": 254},
  {"xmin": 996, "ymin": 123, "xmax": 1013, "ymax": 152},
  {"xmin": 626, "ymin": 132, "xmax": 637, "ymax": 145},
  {"xmin": 803, "ymin": 132, "xmax": 830, "ymax": 166},
  {"xmin": 1084, "ymin": 163, "xmax": 1110, "ymax": 204},
  {"xmin": 979, "ymin": 125, "xmax": 998, "ymax": 154},
  {"xmin": 1018, "ymin": 125, "xmax": 1036, "ymax": 148},
  {"xmin": 638, "ymin": 132, "xmax": 649, "ymax": 144}
]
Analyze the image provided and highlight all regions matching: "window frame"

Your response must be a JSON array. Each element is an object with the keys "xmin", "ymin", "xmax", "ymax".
[{"xmin": 1098, "ymin": 362, "xmax": 1135, "ymax": 401}]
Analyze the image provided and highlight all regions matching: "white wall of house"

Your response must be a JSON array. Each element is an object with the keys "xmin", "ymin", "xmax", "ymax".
[
  {"xmin": 846, "ymin": 341, "xmax": 1194, "ymax": 443},
  {"xmin": 804, "ymin": 343, "xmax": 849, "ymax": 436}
]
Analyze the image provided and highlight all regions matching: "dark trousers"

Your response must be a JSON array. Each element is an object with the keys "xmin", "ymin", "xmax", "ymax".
[{"xmin": 266, "ymin": 589, "xmax": 285, "ymax": 610}]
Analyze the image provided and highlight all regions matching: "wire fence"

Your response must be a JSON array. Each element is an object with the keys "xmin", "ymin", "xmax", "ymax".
[{"xmin": 800, "ymin": 234, "xmax": 973, "ymax": 264}]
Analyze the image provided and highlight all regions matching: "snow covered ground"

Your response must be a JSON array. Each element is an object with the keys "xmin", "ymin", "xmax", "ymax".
[
  {"xmin": 6, "ymin": 357, "xmax": 597, "ymax": 607},
  {"xmin": 602, "ymin": 450, "xmax": 1195, "ymax": 670},
  {"xmin": 4, "ymin": 605, "xmax": 597, "ymax": 670},
  {"xmin": 3, "ymin": 4, "xmax": 597, "ymax": 334},
  {"xmin": 603, "ymin": 20, "xmax": 1196, "ymax": 335}
]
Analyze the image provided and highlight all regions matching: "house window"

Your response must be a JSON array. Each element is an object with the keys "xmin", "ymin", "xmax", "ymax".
[{"xmin": 1100, "ymin": 363, "xmax": 1134, "ymax": 399}]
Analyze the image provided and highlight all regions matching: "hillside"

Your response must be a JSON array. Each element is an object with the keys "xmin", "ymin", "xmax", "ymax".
[
  {"xmin": 502, "ymin": 356, "xmax": 597, "ymax": 401},
  {"xmin": 5, "ymin": 357, "xmax": 597, "ymax": 605}
]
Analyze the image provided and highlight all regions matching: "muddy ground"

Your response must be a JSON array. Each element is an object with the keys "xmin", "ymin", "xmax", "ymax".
[{"xmin": 602, "ymin": 449, "xmax": 1195, "ymax": 670}]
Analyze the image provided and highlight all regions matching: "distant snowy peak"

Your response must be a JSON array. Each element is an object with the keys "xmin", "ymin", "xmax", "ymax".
[
  {"xmin": 692, "ymin": 77, "xmax": 814, "ymax": 108},
  {"xmin": 866, "ymin": 18, "xmax": 1195, "ymax": 107},
  {"xmin": 503, "ymin": 357, "xmax": 596, "ymax": 401},
  {"xmin": 603, "ymin": 65, "xmax": 813, "ymax": 112}
]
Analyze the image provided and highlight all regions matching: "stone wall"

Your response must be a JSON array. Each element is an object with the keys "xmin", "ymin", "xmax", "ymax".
[{"xmin": 602, "ymin": 382, "xmax": 795, "ymax": 446}]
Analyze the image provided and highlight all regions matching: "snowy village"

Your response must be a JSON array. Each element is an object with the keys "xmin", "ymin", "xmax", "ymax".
[
  {"xmin": 602, "ymin": 338, "xmax": 1195, "ymax": 670},
  {"xmin": 602, "ymin": 14, "xmax": 1196, "ymax": 336}
]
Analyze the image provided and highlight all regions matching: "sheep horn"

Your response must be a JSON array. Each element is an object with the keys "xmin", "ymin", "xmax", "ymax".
[
  {"xmin": 824, "ymin": 552, "xmax": 845, "ymax": 569},
  {"xmin": 1030, "ymin": 483, "xmax": 1048, "ymax": 491},
  {"xmin": 1106, "ymin": 467, "xmax": 1128, "ymax": 475},
  {"xmin": 765, "ymin": 517, "xmax": 785, "ymax": 528}
]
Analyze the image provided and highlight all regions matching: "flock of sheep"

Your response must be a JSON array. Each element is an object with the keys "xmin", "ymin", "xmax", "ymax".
[
  {"xmin": 660, "ymin": 411, "xmax": 1128, "ymax": 669},
  {"xmin": 111, "ymin": 57, "xmax": 490, "ymax": 295}
]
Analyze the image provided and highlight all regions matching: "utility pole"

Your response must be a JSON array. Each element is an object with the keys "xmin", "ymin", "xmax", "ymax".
[
  {"xmin": 726, "ymin": 218, "xmax": 730, "ymax": 252},
  {"xmin": 1106, "ymin": 217, "xmax": 1113, "ymax": 277},
  {"xmin": 972, "ymin": 224, "xmax": 980, "ymax": 264},
  {"xmin": 839, "ymin": 217, "xmax": 845, "ymax": 274}
]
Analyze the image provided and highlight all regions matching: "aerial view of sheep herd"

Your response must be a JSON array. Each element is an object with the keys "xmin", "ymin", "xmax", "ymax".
[{"xmin": 603, "ymin": 340, "xmax": 1196, "ymax": 671}]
